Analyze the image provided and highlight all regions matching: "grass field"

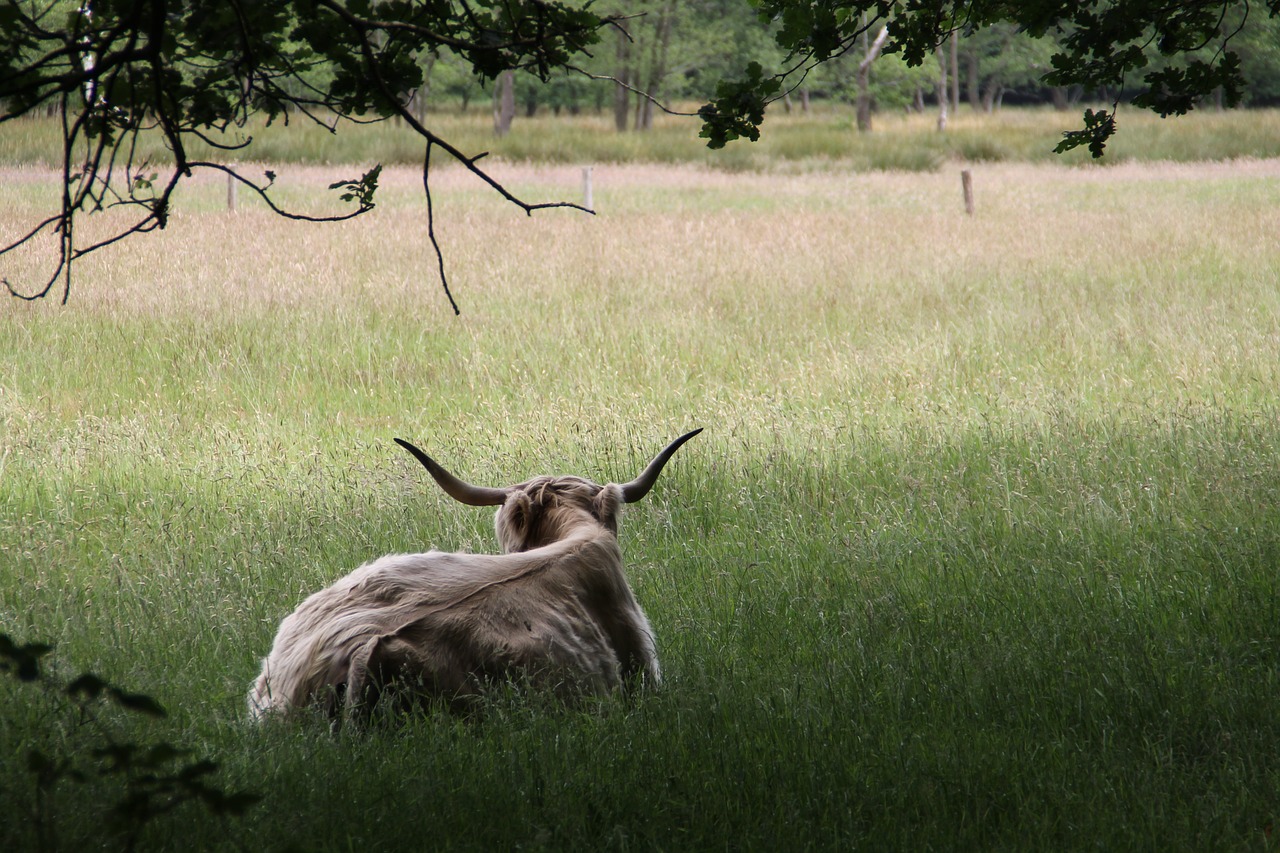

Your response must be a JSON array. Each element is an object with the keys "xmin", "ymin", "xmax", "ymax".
[
  {"xmin": 2, "ymin": 125, "xmax": 1280, "ymax": 850},
  {"xmin": 6, "ymin": 105, "xmax": 1280, "ymax": 171}
]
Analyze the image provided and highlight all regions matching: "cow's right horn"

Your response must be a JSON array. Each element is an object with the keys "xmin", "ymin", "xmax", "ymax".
[{"xmin": 395, "ymin": 439, "xmax": 509, "ymax": 506}]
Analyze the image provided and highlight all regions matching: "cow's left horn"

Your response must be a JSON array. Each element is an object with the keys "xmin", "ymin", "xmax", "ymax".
[
  {"xmin": 395, "ymin": 438, "xmax": 509, "ymax": 506},
  {"xmin": 619, "ymin": 428, "xmax": 703, "ymax": 503}
]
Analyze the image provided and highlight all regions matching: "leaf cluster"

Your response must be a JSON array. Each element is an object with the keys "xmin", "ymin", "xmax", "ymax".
[
  {"xmin": 697, "ymin": 0, "xmax": 1280, "ymax": 156},
  {"xmin": 328, "ymin": 163, "xmax": 383, "ymax": 208},
  {"xmin": 697, "ymin": 60, "xmax": 781, "ymax": 147},
  {"xmin": 1, "ymin": 632, "xmax": 259, "ymax": 851}
]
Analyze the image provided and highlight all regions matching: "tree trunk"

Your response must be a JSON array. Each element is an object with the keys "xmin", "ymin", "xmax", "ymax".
[
  {"xmin": 637, "ymin": 0, "xmax": 675, "ymax": 131},
  {"xmin": 855, "ymin": 90, "xmax": 871, "ymax": 132},
  {"xmin": 855, "ymin": 25, "xmax": 889, "ymax": 133},
  {"xmin": 415, "ymin": 54, "xmax": 435, "ymax": 124},
  {"xmin": 949, "ymin": 31, "xmax": 960, "ymax": 115},
  {"xmin": 632, "ymin": 0, "xmax": 675, "ymax": 131},
  {"xmin": 1052, "ymin": 84, "xmax": 1087, "ymax": 110},
  {"xmin": 493, "ymin": 70, "xmax": 515, "ymax": 136},
  {"xmin": 800, "ymin": 88, "xmax": 810, "ymax": 113},
  {"xmin": 966, "ymin": 52, "xmax": 980, "ymax": 110},
  {"xmin": 935, "ymin": 45, "xmax": 948, "ymax": 131},
  {"xmin": 981, "ymin": 79, "xmax": 1002, "ymax": 113},
  {"xmin": 613, "ymin": 27, "xmax": 631, "ymax": 132}
]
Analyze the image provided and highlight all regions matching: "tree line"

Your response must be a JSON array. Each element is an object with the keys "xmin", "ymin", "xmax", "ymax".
[{"xmin": 427, "ymin": 1, "xmax": 1280, "ymax": 133}]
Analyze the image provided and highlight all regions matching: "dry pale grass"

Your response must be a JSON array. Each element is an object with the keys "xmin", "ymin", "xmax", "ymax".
[
  {"xmin": 2, "ymin": 159, "xmax": 1278, "ymax": 455},
  {"xmin": 6, "ymin": 157, "xmax": 1278, "ymax": 305}
]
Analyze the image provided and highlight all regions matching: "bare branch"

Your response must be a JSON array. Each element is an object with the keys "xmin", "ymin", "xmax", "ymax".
[
  {"xmin": 187, "ymin": 163, "xmax": 379, "ymax": 222},
  {"xmin": 566, "ymin": 65, "xmax": 698, "ymax": 117},
  {"xmin": 423, "ymin": 142, "xmax": 461, "ymax": 316},
  {"xmin": 858, "ymin": 25, "xmax": 890, "ymax": 75},
  {"xmin": 337, "ymin": 7, "xmax": 595, "ymax": 310}
]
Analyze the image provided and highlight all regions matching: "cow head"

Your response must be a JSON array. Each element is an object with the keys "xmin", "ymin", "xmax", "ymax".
[{"xmin": 394, "ymin": 430, "xmax": 702, "ymax": 554}]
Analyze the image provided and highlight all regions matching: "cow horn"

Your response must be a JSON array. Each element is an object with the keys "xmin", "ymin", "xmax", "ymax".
[
  {"xmin": 619, "ymin": 428, "xmax": 703, "ymax": 503},
  {"xmin": 394, "ymin": 438, "xmax": 509, "ymax": 506}
]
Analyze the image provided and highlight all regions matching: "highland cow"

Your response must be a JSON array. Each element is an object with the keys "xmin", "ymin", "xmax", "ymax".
[{"xmin": 249, "ymin": 430, "xmax": 700, "ymax": 721}]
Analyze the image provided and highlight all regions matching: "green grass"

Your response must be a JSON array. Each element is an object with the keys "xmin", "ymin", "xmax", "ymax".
[
  {"xmin": 7, "ymin": 104, "xmax": 1280, "ymax": 171},
  {"xmin": 2, "ymin": 158, "xmax": 1280, "ymax": 850}
]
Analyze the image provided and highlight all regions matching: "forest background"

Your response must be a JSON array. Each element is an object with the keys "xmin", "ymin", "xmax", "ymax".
[{"xmin": 394, "ymin": 1, "xmax": 1280, "ymax": 131}]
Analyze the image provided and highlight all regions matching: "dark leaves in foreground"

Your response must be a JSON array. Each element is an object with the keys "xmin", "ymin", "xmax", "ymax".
[
  {"xmin": 699, "ymin": 62, "xmax": 783, "ymax": 149},
  {"xmin": 2, "ymin": 632, "xmax": 260, "ymax": 848}
]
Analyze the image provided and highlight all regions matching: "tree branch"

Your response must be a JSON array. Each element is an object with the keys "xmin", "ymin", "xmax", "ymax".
[
  {"xmin": 423, "ymin": 142, "xmax": 460, "ymax": 316},
  {"xmin": 566, "ymin": 65, "xmax": 698, "ymax": 117},
  {"xmin": 2, "ymin": 0, "xmax": 610, "ymax": 307}
]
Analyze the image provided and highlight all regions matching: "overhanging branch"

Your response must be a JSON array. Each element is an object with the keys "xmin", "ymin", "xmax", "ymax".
[{"xmin": 3, "ymin": 0, "xmax": 611, "ymax": 309}]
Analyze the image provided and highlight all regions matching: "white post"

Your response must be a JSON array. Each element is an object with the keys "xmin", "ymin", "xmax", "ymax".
[{"xmin": 582, "ymin": 166, "xmax": 594, "ymax": 211}]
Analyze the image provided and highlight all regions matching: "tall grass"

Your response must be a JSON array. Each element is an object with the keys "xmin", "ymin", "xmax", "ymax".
[
  {"xmin": 2, "ymin": 159, "xmax": 1279, "ymax": 850},
  {"xmin": 6, "ymin": 105, "xmax": 1280, "ymax": 171}
]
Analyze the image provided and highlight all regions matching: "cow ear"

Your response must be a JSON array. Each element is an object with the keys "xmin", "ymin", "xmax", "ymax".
[
  {"xmin": 592, "ymin": 484, "xmax": 623, "ymax": 530},
  {"xmin": 499, "ymin": 492, "xmax": 534, "ymax": 551}
]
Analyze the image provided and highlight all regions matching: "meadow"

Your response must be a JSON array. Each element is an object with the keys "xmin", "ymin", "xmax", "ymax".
[
  {"xmin": 1, "ymin": 108, "xmax": 1279, "ymax": 850},
  {"xmin": 6, "ymin": 103, "xmax": 1280, "ymax": 171}
]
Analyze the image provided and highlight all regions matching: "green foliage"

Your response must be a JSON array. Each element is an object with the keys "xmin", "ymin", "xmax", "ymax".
[
  {"xmin": 698, "ymin": 61, "xmax": 782, "ymax": 147},
  {"xmin": 328, "ymin": 164, "xmax": 383, "ymax": 208},
  {"xmin": 699, "ymin": 0, "xmax": 1280, "ymax": 154},
  {"xmin": 958, "ymin": 23, "xmax": 1058, "ymax": 109},
  {"xmin": 673, "ymin": 0, "xmax": 791, "ymax": 102},
  {"xmin": 1234, "ymin": 11, "xmax": 1280, "ymax": 103},
  {"xmin": 1, "ymin": 634, "xmax": 259, "ymax": 851},
  {"xmin": 1132, "ymin": 54, "xmax": 1244, "ymax": 116},
  {"xmin": 1054, "ymin": 107, "xmax": 1117, "ymax": 157}
]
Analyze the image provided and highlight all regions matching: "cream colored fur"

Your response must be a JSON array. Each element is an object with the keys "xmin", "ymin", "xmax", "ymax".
[{"xmin": 249, "ymin": 479, "xmax": 660, "ymax": 720}]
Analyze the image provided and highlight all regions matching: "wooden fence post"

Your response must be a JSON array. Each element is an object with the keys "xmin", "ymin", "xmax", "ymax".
[
  {"xmin": 961, "ymin": 169, "xmax": 974, "ymax": 215},
  {"xmin": 582, "ymin": 166, "xmax": 594, "ymax": 211}
]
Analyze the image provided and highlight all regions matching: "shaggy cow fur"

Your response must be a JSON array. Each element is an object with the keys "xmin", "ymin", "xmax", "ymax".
[{"xmin": 249, "ymin": 431, "xmax": 699, "ymax": 720}]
